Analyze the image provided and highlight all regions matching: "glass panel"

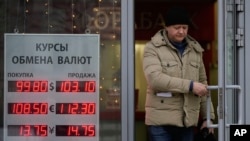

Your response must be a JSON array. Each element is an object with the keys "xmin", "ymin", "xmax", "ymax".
[
  {"xmin": 225, "ymin": 0, "xmax": 236, "ymax": 122},
  {"xmin": 0, "ymin": 0, "xmax": 121, "ymax": 141},
  {"xmin": 226, "ymin": 1, "xmax": 235, "ymax": 86},
  {"xmin": 225, "ymin": 0, "xmax": 237, "ymax": 140}
]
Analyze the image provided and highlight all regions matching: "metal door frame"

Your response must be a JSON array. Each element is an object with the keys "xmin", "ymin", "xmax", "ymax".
[
  {"xmin": 245, "ymin": 0, "xmax": 250, "ymax": 125},
  {"xmin": 121, "ymin": 0, "xmax": 135, "ymax": 141},
  {"xmin": 207, "ymin": 0, "xmax": 246, "ymax": 141}
]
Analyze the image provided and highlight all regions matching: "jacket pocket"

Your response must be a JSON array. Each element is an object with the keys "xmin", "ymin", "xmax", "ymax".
[
  {"xmin": 161, "ymin": 61, "xmax": 179, "ymax": 77},
  {"xmin": 188, "ymin": 61, "xmax": 200, "ymax": 80},
  {"xmin": 150, "ymin": 94, "xmax": 182, "ymax": 110}
]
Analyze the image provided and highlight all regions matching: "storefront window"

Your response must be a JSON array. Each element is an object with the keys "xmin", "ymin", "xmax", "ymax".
[{"xmin": 0, "ymin": 0, "xmax": 121, "ymax": 141}]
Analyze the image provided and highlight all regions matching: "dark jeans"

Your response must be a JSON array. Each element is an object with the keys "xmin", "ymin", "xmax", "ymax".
[{"xmin": 147, "ymin": 125, "xmax": 194, "ymax": 141}]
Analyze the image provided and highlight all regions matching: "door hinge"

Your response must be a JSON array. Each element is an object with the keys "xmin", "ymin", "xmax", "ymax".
[
  {"xmin": 235, "ymin": 0, "xmax": 244, "ymax": 12},
  {"xmin": 235, "ymin": 28, "xmax": 244, "ymax": 47}
]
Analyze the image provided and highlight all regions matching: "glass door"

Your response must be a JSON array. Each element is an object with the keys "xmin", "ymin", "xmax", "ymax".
[{"xmin": 213, "ymin": 0, "xmax": 245, "ymax": 141}]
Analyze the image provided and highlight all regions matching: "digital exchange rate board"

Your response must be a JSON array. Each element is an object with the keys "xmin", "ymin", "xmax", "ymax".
[{"xmin": 4, "ymin": 34, "xmax": 100, "ymax": 141}]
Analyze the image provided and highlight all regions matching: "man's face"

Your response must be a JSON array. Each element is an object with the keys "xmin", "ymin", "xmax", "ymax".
[{"xmin": 165, "ymin": 24, "xmax": 188, "ymax": 43}]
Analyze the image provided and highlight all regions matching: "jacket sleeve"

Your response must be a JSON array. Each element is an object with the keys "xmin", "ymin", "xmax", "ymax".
[
  {"xmin": 143, "ymin": 42, "xmax": 192, "ymax": 93},
  {"xmin": 200, "ymin": 96, "xmax": 215, "ymax": 121}
]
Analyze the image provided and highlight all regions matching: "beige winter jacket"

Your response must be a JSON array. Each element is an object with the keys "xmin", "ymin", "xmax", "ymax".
[{"xmin": 143, "ymin": 29, "xmax": 215, "ymax": 127}]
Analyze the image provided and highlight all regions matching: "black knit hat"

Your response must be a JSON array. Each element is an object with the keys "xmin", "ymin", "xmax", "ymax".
[{"xmin": 164, "ymin": 7, "xmax": 191, "ymax": 26}]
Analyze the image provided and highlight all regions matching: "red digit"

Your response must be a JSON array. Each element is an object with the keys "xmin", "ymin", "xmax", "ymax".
[
  {"xmin": 88, "ymin": 103, "xmax": 95, "ymax": 114},
  {"xmin": 68, "ymin": 104, "xmax": 71, "ymax": 114},
  {"xmin": 82, "ymin": 125, "xmax": 88, "ymax": 136},
  {"xmin": 33, "ymin": 103, "xmax": 39, "ymax": 114},
  {"xmin": 40, "ymin": 103, "xmax": 48, "ymax": 114},
  {"xmin": 71, "ymin": 103, "xmax": 78, "ymax": 114},
  {"xmin": 72, "ymin": 81, "xmax": 79, "ymax": 92},
  {"xmin": 84, "ymin": 81, "xmax": 95, "ymax": 92},
  {"xmin": 24, "ymin": 81, "xmax": 31, "ymax": 92},
  {"xmin": 23, "ymin": 125, "xmax": 31, "ymax": 136},
  {"xmin": 40, "ymin": 81, "xmax": 48, "ymax": 92},
  {"xmin": 33, "ymin": 81, "xmax": 40, "ymax": 92},
  {"xmin": 33, "ymin": 103, "xmax": 47, "ymax": 114},
  {"xmin": 33, "ymin": 125, "xmax": 47, "ymax": 136},
  {"xmin": 88, "ymin": 125, "xmax": 95, "ymax": 136},
  {"xmin": 16, "ymin": 103, "xmax": 23, "ymax": 114},
  {"xmin": 23, "ymin": 103, "xmax": 31, "ymax": 114},
  {"xmin": 34, "ymin": 125, "xmax": 40, "ymax": 136},
  {"xmin": 60, "ymin": 104, "xmax": 64, "ymax": 114},
  {"xmin": 12, "ymin": 103, "xmax": 16, "ymax": 114},
  {"xmin": 40, "ymin": 125, "xmax": 47, "ymax": 136},
  {"xmin": 19, "ymin": 125, "xmax": 24, "ymax": 135},
  {"xmin": 68, "ymin": 126, "xmax": 78, "ymax": 136},
  {"xmin": 16, "ymin": 81, "xmax": 23, "ymax": 92},
  {"xmin": 81, "ymin": 103, "xmax": 87, "ymax": 114},
  {"xmin": 60, "ymin": 82, "xmax": 64, "ymax": 92},
  {"xmin": 61, "ymin": 81, "xmax": 71, "ymax": 92}
]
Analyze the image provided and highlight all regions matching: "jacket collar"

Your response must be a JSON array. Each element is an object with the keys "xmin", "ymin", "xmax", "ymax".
[{"xmin": 151, "ymin": 29, "xmax": 204, "ymax": 53}]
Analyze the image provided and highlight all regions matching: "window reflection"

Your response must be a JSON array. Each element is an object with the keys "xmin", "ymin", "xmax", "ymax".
[{"xmin": 1, "ymin": 0, "xmax": 122, "ymax": 141}]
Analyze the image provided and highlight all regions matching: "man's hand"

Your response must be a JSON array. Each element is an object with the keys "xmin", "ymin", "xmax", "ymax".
[
  {"xmin": 192, "ymin": 82, "xmax": 208, "ymax": 97},
  {"xmin": 200, "ymin": 120, "xmax": 214, "ymax": 134}
]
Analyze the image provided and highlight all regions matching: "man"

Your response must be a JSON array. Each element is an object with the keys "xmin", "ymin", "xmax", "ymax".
[{"xmin": 143, "ymin": 7, "xmax": 215, "ymax": 141}]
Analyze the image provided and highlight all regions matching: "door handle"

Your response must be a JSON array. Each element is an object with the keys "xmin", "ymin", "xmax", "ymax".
[{"xmin": 206, "ymin": 85, "xmax": 243, "ymax": 128}]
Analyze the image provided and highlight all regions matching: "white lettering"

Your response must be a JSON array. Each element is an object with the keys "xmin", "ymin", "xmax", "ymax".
[{"xmin": 234, "ymin": 129, "xmax": 247, "ymax": 136}]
